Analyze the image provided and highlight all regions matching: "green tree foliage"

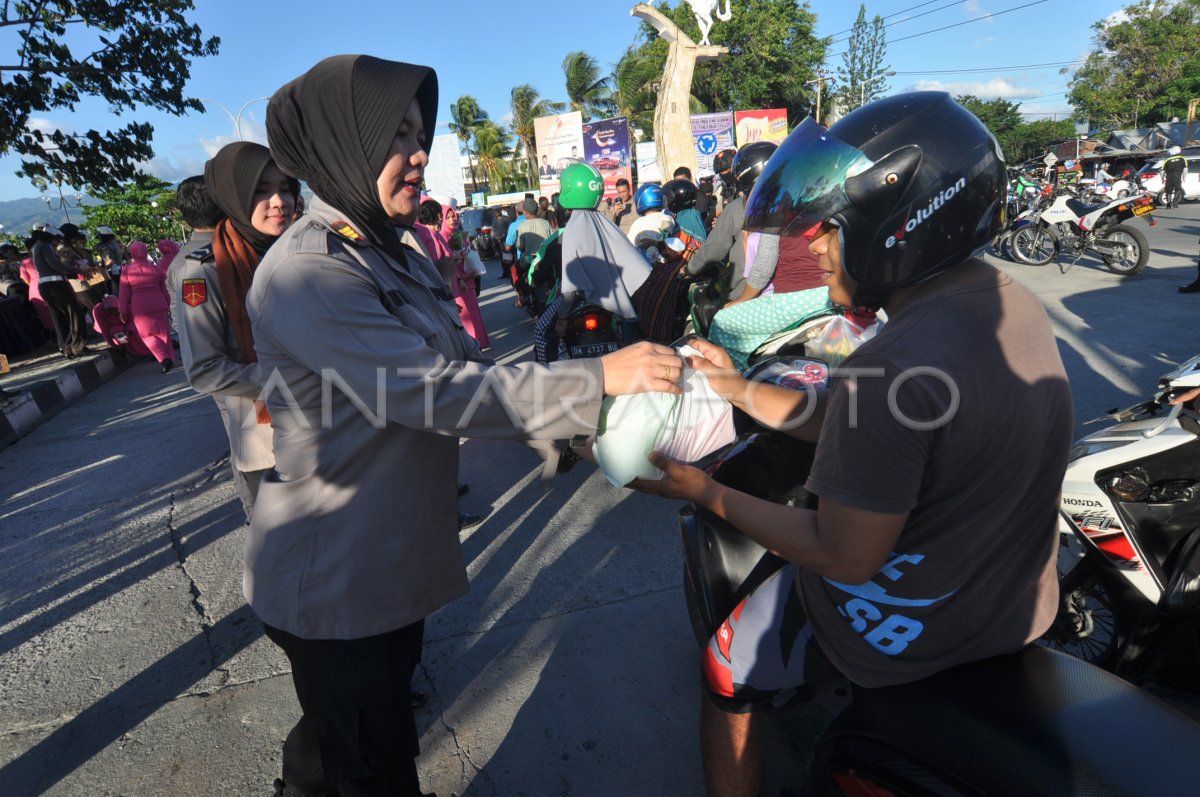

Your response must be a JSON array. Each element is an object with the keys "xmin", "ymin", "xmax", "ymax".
[
  {"xmin": 0, "ymin": 1, "xmax": 219, "ymax": 191},
  {"xmin": 80, "ymin": 175, "xmax": 179, "ymax": 247},
  {"xmin": 627, "ymin": 0, "xmax": 825, "ymax": 127},
  {"xmin": 611, "ymin": 46, "xmax": 659, "ymax": 141},
  {"xmin": 1068, "ymin": 0, "xmax": 1200, "ymax": 129},
  {"xmin": 836, "ymin": 4, "xmax": 890, "ymax": 112},
  {"xmin": 472, "ymin": 122, "xmax": 513, "ymax": 195},
  {"xmin": 563, "ymin": 51, "xmax": 614, "ymax": 122},
  {"xmin": 955, "ymin": 95, "xmax": 1074, "ymax": 164},
  {"xmin": 449, "ymin": 95, "xmax": 489, "ymax": 189},
  {"xmin": 510, "ymin": 84, "xmax": 565, "ymax": 178}
]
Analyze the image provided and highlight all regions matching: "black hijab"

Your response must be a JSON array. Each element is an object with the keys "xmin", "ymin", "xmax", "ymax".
[
  {"xmin": 203, "ymin": 142, "xmax": 282, "ymax": 255},
  {"xmin": 266, "ymin": 54, "xmax": 438, "ymax": 260}
]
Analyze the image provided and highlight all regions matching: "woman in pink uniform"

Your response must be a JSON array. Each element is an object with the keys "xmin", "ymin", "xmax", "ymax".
[
  {"xmin": 417, "ymin": 199, "xmax": 489, "ymax": 349},
  {"xmin": 18, "ymin": 240, "xmax": 54, "ymax": 331},
  {"xmin": 118, "ymin": 240, "xmax": 180, "ymax": 372}
]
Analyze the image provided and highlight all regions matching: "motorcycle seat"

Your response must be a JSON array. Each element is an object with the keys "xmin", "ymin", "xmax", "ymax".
[
  {"xmin": 826, "ymin": 645, "xmax": 1200, "ymax": 795},
  {"xmin": 1065, "ymin": 197, "xmax": 1110, "ymax": 218}
]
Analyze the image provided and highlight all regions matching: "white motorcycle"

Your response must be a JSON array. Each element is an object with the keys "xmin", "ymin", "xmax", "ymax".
[
  {"xmin": 1010, "ymin": 189, "xmax": 1156, "ymax": 275},
  {"xmin": 1042, "ymin": 354, "xmax": 1200, "ymax": 686}
]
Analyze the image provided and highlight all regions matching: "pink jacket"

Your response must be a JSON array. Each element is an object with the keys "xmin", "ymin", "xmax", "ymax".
[{"xmin": 118, "ymin": 240, "xmax": 175, "ymax": 316}]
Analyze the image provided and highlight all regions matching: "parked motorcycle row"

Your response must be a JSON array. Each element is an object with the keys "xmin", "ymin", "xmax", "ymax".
[{"xmin": 993, "ymin": 168, "xmax": 1159, "ymax": 275}]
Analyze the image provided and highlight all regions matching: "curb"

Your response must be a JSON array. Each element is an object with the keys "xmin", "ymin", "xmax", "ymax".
[{"xmin": 0, "ymin": 348, "xmax": 136, "ymax": 449}]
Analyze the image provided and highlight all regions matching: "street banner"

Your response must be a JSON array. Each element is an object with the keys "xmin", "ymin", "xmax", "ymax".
[
  {"xmin": 734, "ymin": 109, "xmax": 789, "ymax": 147},
  {"xmin": 425, "ymin": 133, "xmax": 466, "ymax": 206},
  {"xmin": 635, "ymin": 141, "xmax": 662, "ymax": 185},
  {"xmin": 534, "ymin": 111, "xmax": 584, "ymax": 197},
  {"xmin": 691, "ymin": 112, "xmax": 735, "ymax": 177},
  {"xmin": 470, "ymin": 191, "xmax": 486, "ymax": 207},
  {"xmin": 582, "ymin": 116, "xmax": 633, "ymax": 200},
  {"xmin": 485, "ymin": 191, "xmax": 529, "ymax": 208}
]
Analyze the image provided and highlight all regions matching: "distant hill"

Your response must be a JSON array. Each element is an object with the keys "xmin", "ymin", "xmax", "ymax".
[{"xmin": 0, "ymin": 195, "xmax": 101, "ymax": 238}]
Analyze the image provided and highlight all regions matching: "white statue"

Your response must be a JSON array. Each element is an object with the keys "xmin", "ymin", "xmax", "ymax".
[{"xmin": 686, "ymin": 0, "xmax": 732, "ymax": 47}]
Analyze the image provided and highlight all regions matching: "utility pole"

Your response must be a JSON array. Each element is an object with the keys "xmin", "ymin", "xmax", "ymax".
[{"xmin": 808, "ymin": 68, "xmax": 834, "ymax": 125}]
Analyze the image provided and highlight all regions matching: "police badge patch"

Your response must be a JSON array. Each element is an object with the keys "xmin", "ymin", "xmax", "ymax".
[{"xmin": 182, "ymin": 278, "xmax": 208, "ymax": 307}]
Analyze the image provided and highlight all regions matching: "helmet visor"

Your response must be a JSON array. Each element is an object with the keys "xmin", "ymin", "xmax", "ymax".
[{"xmin": 743, "ymin": 118, "xmax": 874, "ymax": 236}]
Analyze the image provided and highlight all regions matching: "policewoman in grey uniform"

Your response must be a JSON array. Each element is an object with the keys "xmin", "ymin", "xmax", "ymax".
[{"xmin": 251, "ymin": 55, "xmax": 684, "ymax": 796}]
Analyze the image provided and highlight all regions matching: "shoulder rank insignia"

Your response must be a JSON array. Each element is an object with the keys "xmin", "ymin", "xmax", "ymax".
[
  {"xmin": 186, "ymin": 244, "xmax": 214, "ymax": 263},
  {"xmin": 331, "ymin": 221, "xmax": 366, "ymax": 243},
  {"xmin": 182, "ymin": 278, "xmax": 207, "ymax": 307}
]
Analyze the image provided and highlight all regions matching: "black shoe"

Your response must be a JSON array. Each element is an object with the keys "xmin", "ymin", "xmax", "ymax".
[
  {"xmin": 1180, "ymin": 283, "xmax": 1200, "ymax": 294},
  {"xmin": 271, "ymin": 779, "xmax": 336, "ymax": 797},
  {"xmin": 457, "ymin": 482, "xmax": 470, "ymax": 497},
  {"xmin": 458, "ymin": 511, "xmax": 483, "ymax": 531},
  {"xmin": 161, "ymin": 358, "xmax": 174, "ymax": 373},
  {"xmin": 410, "ymin": 687, "xmax": 429, "ymax": 708}
]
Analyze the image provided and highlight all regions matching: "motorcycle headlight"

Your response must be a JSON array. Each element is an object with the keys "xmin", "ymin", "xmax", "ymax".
[{"xmin": 1069, "ymin": 439, "xmax": 1134, "ymax": 463}]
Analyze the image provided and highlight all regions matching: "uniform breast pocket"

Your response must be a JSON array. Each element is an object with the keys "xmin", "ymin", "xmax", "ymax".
[{"xmin": 392, "ymin": 304, "xmax": 442, "ymax": 341}]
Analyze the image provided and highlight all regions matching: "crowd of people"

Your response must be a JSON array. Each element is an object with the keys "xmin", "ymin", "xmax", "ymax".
[
  {"xmin": 0, "ymin": 62, "xmax": 1104, "ymax": 796},
  {"xmin": 0, "ymin": 222, "xmax": 180, "ymax": 371}
]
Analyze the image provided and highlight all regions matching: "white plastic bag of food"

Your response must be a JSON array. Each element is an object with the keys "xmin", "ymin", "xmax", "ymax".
[{"xmin": 592, "ymin": 345, "xmax": 736, "ymax": 486}]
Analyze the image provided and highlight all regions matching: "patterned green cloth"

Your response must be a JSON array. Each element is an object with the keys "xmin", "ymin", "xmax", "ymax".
[{"xmin": 709, "ymin": 287, "xmax": 834, "ymax": 371}]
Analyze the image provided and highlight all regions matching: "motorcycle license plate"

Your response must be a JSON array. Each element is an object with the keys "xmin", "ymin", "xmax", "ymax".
[
  {"xmin": 1133, "ymin": 204, "xmax": 1154, "ymax": 216},
  {"xmin": 570, "ymin": 341, "xmax": 620, "ymax": 358}
]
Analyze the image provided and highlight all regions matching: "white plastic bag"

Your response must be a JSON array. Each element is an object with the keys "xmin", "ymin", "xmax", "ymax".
[
  {"xmin": 463, "ymin": 250, "xmax": 487, "ymax": 277},
  {"xmin": 592, "ymin": 345, "xmax": 736, "ymax": 486},
  {"xmin": 804, "ymin": 315, "xmax": 878, "ymax": 369}
]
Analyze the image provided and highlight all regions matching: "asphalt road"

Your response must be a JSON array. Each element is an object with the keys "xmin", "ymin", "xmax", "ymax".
[{"xmin": 0, "ymin": 200, "xmax": 1197, "ymax": 796}]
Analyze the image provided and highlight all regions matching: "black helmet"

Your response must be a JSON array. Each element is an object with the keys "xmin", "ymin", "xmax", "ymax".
[
  {"xmin": 713, "ymin": 148, "xmax": 737, "ymax": 175},
  {"xmin": 732, "ymin": 142, "xmax": 778, "ymax": 196},
  {"xmin": 744, "ymin": 92, "xmax": 1006, "ymax": 309},
  {"xmin": 713, "ymin": 148, "xmax": 737, "ymax": 191},
  {"xmin": 661, "ymin": 178, "xmax": 698, "ymax": 212}
]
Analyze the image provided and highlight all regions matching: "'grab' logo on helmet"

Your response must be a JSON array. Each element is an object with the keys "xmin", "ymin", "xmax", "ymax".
[
  {"xmin": 589, "ymin": 179, "xmax": 602, "ymax": 192},
  {"xmin": 885, "ymin": 177, "xmax": 967, "ymax": 249}
]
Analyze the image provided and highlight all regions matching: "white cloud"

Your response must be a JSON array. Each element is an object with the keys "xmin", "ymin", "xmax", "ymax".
[
  {"xmin": 908, "ymin": 78, "xmax": 1043, "ymax": 100},
  {"xmin": 1101, "ymin": 8, "xmax": 1130, "ymax": 28},
  {"xmin": 974, "ymin": 36, "xmax": 999, "ymax": 46},
  {"xmin": 964, "ymin": 0, "xmax": 994, "ymax": 22},
  {"xmin": 497, "ymin": 111, "xmax": 515, "ymax": 128}
]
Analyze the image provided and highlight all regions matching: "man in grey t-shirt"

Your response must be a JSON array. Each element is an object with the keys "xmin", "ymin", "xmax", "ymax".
[{"xmin": 634, "ymin": 94, "xmax": 1072, "ymax": 796}]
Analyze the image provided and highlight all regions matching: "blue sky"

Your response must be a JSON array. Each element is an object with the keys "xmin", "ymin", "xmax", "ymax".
[{"xmin": 0, "ymin": 0, "xmax": 1122, "ymax": 202}]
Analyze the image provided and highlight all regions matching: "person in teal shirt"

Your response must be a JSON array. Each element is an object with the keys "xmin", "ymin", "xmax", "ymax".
[{"xmin": 663, "ymin": 178, "xmax": 708, "ymax": 241}]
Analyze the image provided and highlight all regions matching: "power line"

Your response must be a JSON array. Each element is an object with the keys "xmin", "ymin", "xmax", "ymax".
[
  {"xmin": 829, "ymin": 0, "xmax": 968, "ymax": 45},
  {"xmin": 893, "ymin": 59, "xmax": 1085, "ymax": 76},
  {"xmin": 828, "ymin": 0, "xmax": 1052, "ymax": 58},
  {"xmin": 826, "ymin": 0, "xmax": 944, "ymax": 37}
]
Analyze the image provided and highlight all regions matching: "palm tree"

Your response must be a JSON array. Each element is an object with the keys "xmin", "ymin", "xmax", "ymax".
[
  {"xmin": 473, "ymin": 121, "xmax": 512, "ymax": 195},
  {"xmin": 611, "ymin": 46, "xmax": 659, "ymax": 141},
  {"xmin": 562, "ymin": 51, "xmax": 614, "ymax": 122},
  {"xmin": 510, "ymin": 84, "xmax": 566, "ymax": 179},
  {"xmin": 448, "ymin": 95, "xmax": 489, "ymax": 190}
]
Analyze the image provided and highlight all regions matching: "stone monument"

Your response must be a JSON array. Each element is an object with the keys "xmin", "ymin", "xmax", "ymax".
[{"xmin": 630, "ymin": 2, "xmax": 729, "ymax": 181}]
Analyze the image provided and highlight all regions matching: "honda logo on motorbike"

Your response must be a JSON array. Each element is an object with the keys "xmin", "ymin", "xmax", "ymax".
[
  {"xmin": 886, "ymin": 177, "xmax": 967, "ymax": 249},
  {"xmin": 1063, "ymin": 497, "xmax": 1103, "ymax": 507}
]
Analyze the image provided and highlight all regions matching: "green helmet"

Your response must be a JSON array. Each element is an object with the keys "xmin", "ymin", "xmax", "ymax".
[{"xmin": 558, "ymin": 162, "xmax": 605, "ymax": 209}]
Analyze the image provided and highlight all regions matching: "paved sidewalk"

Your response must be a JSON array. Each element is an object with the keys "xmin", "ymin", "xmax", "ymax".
[{"xmin": 1, "ymin": 341, "xmax": 140, "ymax": 449}]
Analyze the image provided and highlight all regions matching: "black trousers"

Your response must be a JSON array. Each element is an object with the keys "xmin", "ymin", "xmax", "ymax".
[
  {"xmin": 1165, "ymin": 175, "xmax": 1184, "ymax": 207},
  {"xmin": 40, "ymin": 280, "xmax": 83, "ymax": 354},
  {"xmin": 263, "ymin": 621, "xmax": 426, "ymax": 797}
]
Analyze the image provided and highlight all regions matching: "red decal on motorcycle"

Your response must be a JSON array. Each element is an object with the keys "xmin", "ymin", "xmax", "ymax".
[
  {"xmin": 894, "ymin": 211, "xmax": 910, "ymax": 241},
  {"xmin": 1094, "ymin": 533, "xmax": 1139, "ymax": 564},
  {"xmin": 702, "ymin": 644, "xmax": 736, "ymax": 697}
]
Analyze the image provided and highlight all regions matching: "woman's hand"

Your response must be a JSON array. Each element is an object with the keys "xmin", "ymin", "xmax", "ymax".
[
  {"xmin": 629, "ymin": 452, "xmax": 714, "ymax": 504},
  {"xmin": 119, "ymin": 312, "xmax": 129, "ymax": 324},
  {"xmin": 600, "ymin": 341, "xmax": 685, "ymax": 395},
  {"xmin": 683, "ymin": 338, "xmax": 746, "ymax": 402}
]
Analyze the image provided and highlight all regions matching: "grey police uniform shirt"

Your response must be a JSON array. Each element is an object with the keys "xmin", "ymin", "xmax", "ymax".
[
  {"xmin": 167, "ymin": 229, "xmax": 214, "ymax": 336},
  {"xmin": 243, "ymin": 196, "xmax": 606, "ymax": 640},
  {"xmin": 32, "ymin": 240, "xmax": 76, "ymax": 279},
  {"xmin": 173, "ymin": 240, "xmax": 274, "ymax": 472}
]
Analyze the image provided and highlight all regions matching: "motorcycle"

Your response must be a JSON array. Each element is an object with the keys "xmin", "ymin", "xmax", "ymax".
[
  {"xmin": 471, "ymin": 225, "xmax": 497, "ymax": 260},
  {"xmin": 559, "ymin": 301, "xmax": 625, "ymax": 360},
  {"xmin": 1041, "ymin": 354, "xmax": 1200, "ymax": 690},
  {"xmin": 677, "ymin": 349, "xmax": 1200, "ymax": 793},
  {"xmin": 1009, "ymin": 189, "xmax": 1156, "ymax": 275}
]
